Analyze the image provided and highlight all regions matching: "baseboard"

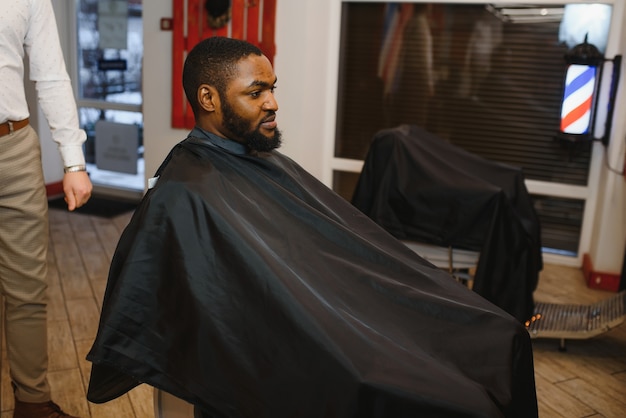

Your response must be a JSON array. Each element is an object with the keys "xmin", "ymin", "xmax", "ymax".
[{"xmin": 583, "ymin": 253, "xmax": 622, "ymax": 292}]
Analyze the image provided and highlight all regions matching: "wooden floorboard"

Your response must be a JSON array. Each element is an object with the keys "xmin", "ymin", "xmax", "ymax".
[{"xmin": 1, "ymin": 207, "xmax": 625, "ymax": 417}]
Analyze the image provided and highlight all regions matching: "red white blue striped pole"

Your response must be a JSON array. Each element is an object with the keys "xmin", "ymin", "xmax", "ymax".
[
  {"xmin": 560, "ymin": 64, "xmax": 596, "ymax": 135},
  {"xmin": 558, "ymin": 35, "xmax": 604, "ymax": 142}
]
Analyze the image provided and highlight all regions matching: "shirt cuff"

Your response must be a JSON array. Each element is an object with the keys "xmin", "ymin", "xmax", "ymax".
[{"xmin": 58, "ymin": 144, "xmax": 87, "ymax": 168}]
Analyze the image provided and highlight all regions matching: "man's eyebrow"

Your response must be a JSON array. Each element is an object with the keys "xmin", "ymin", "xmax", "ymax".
[{"xmin": 247, "ymin": 77, "xmax": 278, "ymax": 88}]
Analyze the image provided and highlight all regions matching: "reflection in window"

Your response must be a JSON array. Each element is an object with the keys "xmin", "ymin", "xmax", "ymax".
[
  {"xmin": 335, "ymin": 2, "xmax": 612, "ymax": 256},
  {"xmin": 76, "ymin": 0, "xmax": 143, "ymax": 104},
  {"xmin": 75, "ymin": 0, "xmax": 144, "ymax": 194},
  {"xmin": 335, "ymin": 2, "xmax": 612, "ymax": 186}
]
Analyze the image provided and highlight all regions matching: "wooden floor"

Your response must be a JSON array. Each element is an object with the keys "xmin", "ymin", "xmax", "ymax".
[{"xmin": 1, "ymin": 206, "xmax": 625, "ymax": 417}]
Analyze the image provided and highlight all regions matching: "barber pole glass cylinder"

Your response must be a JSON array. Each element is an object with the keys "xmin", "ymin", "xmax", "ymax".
[
  {"xmin": 560, "ymin": 64, "xmax": 597, "ymax": 135},
  {"xmin": 558, "ymin": 35, "xmax": 603, "ymax": 143}
]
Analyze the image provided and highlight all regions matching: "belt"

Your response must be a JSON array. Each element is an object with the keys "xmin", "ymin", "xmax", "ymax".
[{"xmin": 0, "ymin": 118, "xmax": 29, "ymax": 137}]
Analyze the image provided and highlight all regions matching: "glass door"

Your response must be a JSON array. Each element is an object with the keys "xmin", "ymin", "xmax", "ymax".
[{"xmin": 74, "ymin": 0, "xmax": 144, "ymax": 199}]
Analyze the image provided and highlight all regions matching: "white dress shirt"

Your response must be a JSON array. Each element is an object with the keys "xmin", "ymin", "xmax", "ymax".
[{"xmin": 0, "ymin": 0, "xmax": 86, "ymax": 167}]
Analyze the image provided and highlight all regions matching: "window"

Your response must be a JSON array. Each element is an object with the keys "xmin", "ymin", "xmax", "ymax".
[
  {"xmin": 333, "ymin": 2, "xmax": 612, "ymax": 257},
  {"xmin": 75, "ymin": 0, "xmax": 144, "ymax": 196}
]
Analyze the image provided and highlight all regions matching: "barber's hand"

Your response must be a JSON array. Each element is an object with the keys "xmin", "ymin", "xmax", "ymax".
[{"xmin": 62, "ymin": 171, "xmax": 93, "ymax": 211}]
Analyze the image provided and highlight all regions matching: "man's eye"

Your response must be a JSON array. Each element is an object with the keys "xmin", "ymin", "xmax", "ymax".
[{"xmin": 250, "ymin": 91, "xmax": 261, "ymax": 98}]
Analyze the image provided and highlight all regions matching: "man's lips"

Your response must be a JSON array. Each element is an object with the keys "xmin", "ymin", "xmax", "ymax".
[{"xmin": 260, "ymin": 114, "xmax": 277, "ymax": 130}]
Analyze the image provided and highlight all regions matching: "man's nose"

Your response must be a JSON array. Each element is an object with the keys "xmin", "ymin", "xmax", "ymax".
[{"xmin": 263, "ymin": 93, "xmax": 278, "ymax": 111}]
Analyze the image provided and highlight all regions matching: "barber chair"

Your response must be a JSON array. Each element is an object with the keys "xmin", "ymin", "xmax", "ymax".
[
  {"xmin": 402, "ymin": 240, "xmax": 479, "ymax": 286},
  {"xmin": 352, "ymin": 124, "xmax": 543, "ymax": 322}
]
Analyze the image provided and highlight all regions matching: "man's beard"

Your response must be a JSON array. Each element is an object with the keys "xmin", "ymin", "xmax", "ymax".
[{"xmin": 222, "ymin": 99, "xmax": 282, "ymax": 153}]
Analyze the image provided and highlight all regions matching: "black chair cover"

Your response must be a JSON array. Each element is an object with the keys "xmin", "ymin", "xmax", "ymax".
[{"xmin": 352, "ymin": 124, "xmax": 543, "ymax": 322}]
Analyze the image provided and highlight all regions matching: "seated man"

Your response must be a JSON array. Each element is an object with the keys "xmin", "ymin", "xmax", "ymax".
[{"xmin": 86, "ymin": 37, "xmax": 538, "ymax": 418}]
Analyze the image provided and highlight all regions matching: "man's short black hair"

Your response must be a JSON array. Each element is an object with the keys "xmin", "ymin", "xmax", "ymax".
[{"xmin": 182, "ymin": 37, "xmax": 264, "ymax": 117}]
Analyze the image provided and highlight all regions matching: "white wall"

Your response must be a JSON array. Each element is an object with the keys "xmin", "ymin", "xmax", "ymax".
[{"xmin": 587, "ymin": 0, "xmax": 626, "ymax": 274}]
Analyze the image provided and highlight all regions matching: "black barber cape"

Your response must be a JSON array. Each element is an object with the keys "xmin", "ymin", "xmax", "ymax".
[
  {"xmin": 86, "ymin": 129, "xmax": 538, "ymax": 418},
  {"xmin": 352, "ymin": 125, "xmax": 542, "ymax": 323}
]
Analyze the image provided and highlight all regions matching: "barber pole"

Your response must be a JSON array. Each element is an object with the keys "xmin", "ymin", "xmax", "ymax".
[
  {"xmin": 557, "ymin": 35, "xmax": 606, "ymax": 143},
  {"xmin": 560, "ymin": 64, "xmax": 596, "ymax": 135}
]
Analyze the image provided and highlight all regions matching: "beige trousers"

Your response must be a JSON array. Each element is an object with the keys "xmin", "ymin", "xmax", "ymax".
[{"xmin": 0, "ymin": 125, "xmax": 51, "ymax": 403}]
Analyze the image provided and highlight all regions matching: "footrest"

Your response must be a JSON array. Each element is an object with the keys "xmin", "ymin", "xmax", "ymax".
[{"xmin": 526, "ymin": 291, "xmax": 626, "ymax": 340}]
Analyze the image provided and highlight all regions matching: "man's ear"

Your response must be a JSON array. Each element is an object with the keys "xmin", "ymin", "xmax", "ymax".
[{"xmin": 198, "ymin": 84, "xmax": 219, "ymax": 112}]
